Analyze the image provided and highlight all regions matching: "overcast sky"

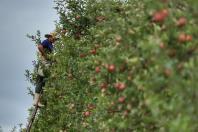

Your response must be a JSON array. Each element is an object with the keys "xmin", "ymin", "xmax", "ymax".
[{"xmin": 0, "ymin": 0, "xmax": 58, "ymax": 131}]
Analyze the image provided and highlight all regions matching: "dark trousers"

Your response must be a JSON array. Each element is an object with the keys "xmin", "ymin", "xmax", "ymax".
[{"xmin": 35, "ymin": 75, "xmax": 45, "ymax": 94}]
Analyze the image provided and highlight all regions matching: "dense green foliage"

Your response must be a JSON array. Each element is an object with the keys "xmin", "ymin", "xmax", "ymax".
[{"xmin": 27, "ymin": 0, "xmax": 198, "ymax": 131}]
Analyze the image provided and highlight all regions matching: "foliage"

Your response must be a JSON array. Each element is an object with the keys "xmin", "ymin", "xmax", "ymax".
[{"xmin": 27, "ymin": 0, "xmax": 198, "ymax": 131}]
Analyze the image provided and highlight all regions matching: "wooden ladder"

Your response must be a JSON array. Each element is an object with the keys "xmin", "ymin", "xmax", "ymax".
[{"xmin": 26, "ymin": 94, "xmax": 42, "ymax": 132}]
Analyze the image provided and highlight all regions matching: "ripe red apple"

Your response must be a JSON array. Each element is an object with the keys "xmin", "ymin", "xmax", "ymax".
[
  {"xmin": 118, "ymin": 83, "xmax": 126, "ymax": 91},
  {"xmin": 152, "ymin": 9, "xmax": 169, "ymax": 22},
  {"xmin": 161, "ymin": 9, "xmax": 169, "ymax": 17},
  {"xmin": 186, "ymin": 35, "xmax": 192, "ymax": 42},
  {"xmin": 83, "ymin": 111, "xmax": 91, "ymax": 117},
  {"xmin": 114, "ymin": 82, "xmax": 126, "ymax": 91},
  {"xmin": 152, "ymin": 12, "xmax": 164, "ymax": 22},
  {"xmin": 178, "ymin": 33, "xmax": 186, "ymax": 43},
  {"xmin": 107, "ymin": 64, "xmax": 116, "ymax": 73},
  {"xmin": 176, "ymin": 17, "xmax": 187, "ymax": 27},
  {"xmin": 95, "ymin": 66, "xmax": 101, "ymax": 73},
  {"xmin": 118, "ymin": 96, "xmax": 125, "ymax": 103},
  {"xmin": 90, "ymin": 49, "xmax": 97, "ymax": 55}
]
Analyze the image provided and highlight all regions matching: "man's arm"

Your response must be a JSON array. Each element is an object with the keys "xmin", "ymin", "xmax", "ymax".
[{"xmin": 38, "ymin": 44, "xmax": 47, "ymax": 59}]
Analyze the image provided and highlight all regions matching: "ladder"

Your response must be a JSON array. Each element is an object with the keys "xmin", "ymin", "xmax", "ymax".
[{"xmin": 26, "ymin": 94, "xmax": 42, "ymax": 132}]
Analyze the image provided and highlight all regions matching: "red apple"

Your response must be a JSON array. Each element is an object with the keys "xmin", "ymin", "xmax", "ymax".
[
  {"xmin": 186, "ymin": 35, "xmax": 192, "ymax": 42},
  {"xmin": 152, "ymin": 12, "xmax": 164, "ymax": 22},
  {"xmin": 107, "ymin": 64, "xmax": 116, "ymax": 73},
  {"xmin": 176, "ymin": 17, "xmax": 187, "ymax": 27},
  {"xmin": 118, "ymin": 96, "xmax": 126, "ymax": 103},
  {"xmin": 152, "ymin": 9, "xmax": 168, "ymax": 22},
  {"xmin": 90, "ymin": 49, "xmax": 97, "ymax": 55},
  {"xmin": 83, "ymin": 111, "xmax": 91, "ymax": 117},
  {"xmin": 118, "ymin": 83, "xmax": 126, "ymax": 91},
  {"xmin": 95, "ymin": 66, "xmax": 101, "ymax": 73},
  {"xmin": 114, "ymin": 82, "xmax": 126, "ymax": 91},
  {"xmin": 178, "ymin": 33, "xmax": 186, "ymax": 43},
  {"xmin": 161, "ymin": 9, "xmax": 169, "ymax": 17}
]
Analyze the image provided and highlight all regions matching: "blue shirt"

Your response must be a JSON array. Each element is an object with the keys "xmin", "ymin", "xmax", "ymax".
[{"xmin": 41, "ymin": 39, "xmax": 53, "ymax": 52}]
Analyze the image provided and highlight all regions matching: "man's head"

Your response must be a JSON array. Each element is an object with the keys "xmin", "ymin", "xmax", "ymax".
[{"xmin": 45, "ymin": 33, "xmax": 57, "ymax": 43}]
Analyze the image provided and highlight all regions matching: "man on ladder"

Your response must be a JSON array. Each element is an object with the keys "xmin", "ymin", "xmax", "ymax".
[
  {"xmin": 27, "ymin": 32, "xmax": 58, "ymax": 132},
  {"xmin": 33, "ymin": 32, "xmax": 57, "ymax": 107}
]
